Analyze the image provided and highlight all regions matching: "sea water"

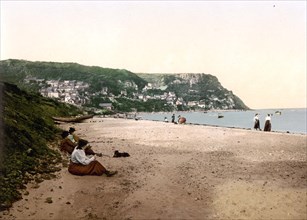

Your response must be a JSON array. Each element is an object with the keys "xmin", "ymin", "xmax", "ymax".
[{"xmin": 138, "ymin": 108, "xmax": 307, "ymax": 134}]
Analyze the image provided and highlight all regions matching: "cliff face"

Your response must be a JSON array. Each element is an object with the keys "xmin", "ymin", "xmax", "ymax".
[{"xmin": 138, "ymin": 73, "xmax": 249, "ymax": 110}]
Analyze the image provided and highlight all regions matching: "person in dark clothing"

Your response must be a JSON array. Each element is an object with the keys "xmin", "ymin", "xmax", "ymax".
[
  {"xmin": 253, "ymin": 113, "xmax": 261, "ymax": 130},
  {"xmin": 171, "ymin": 114, "xmax": 175, "ymax": 123},
  {"xmin": 264, "ymin": 114, "xmax": 272, "ymax": 131}
]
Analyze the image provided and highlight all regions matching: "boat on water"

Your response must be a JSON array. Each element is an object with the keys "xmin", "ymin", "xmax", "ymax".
[
  {"xmin": 218, "ymin": 113, "xmax": 224, "ymax": 118},
  {"xmin": 275, "ymin": 111, "xmax": 282, "ymax": 115},
  {"xmin": 52, "ymin": 114, "xmax": 94, "ymax": 123}
]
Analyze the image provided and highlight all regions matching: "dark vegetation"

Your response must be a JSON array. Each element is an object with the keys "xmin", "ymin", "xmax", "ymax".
[
  {"xmin": 0, "ymin": 82, "xmax": 82, "ymax": 210},
  {"xmin": 0, "ymin": 59, "xmax": 147, "ymax": 96}
]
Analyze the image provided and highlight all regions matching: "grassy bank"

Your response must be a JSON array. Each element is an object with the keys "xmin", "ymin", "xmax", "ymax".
[{"xmin": 0, "ymin": 82, "xmax": 81, "ymax": 210}]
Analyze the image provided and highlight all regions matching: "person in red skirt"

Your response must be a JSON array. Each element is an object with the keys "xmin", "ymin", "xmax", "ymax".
[{"xmin": 68, "ymin": 139, "xmax": 117, "ymax": 177}]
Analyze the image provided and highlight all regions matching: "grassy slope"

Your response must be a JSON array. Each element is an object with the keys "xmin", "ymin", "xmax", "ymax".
[{"xmin": 0, "ymin": 82, "xmax": 82, "ymax": 210}]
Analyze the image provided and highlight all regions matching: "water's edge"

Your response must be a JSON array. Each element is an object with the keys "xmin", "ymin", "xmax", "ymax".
[{"xmin": 138, "ymin": 109, "xmax": 307, "ymax": 134}]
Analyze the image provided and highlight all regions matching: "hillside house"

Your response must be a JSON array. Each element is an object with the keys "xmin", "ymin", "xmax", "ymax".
[
  {"xmin": 46, "ymin": 80, "xmax": 59, "ymax": 87},
  {"xmin": 198, "ymin": 101, "xmax": 206, "ymax": 108},
  {"xmin": 101, "ymin": 87, "xmax": 108, "ymax": 95},
  {"xmin": 121, "ymin": 90, "xmax": 127, "ymax": 96},
  {"xmin": 99, "ymin": 103, "xmax": 113, "ymax": 110},
  {"xmin": 187, "ymin": 101, "xmax": 197, "ymax": 107}
]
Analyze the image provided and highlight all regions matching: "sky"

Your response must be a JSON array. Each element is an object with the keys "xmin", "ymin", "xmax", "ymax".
[{"xmin": 0, "ymin": 0, "xmax": 306, "ymax": 109}]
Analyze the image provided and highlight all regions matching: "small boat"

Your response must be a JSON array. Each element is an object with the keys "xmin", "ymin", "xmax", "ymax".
[
  {"xmin": 275, "ymin": 111, "xmax": 282, "ymax": 115},
  {"xmin": 52, "ymin": 114, "xmax": 94, "ymax": 123},
  {"xmin": 218, "ymin": 113, "xmax": 224, "ymax": 118}
]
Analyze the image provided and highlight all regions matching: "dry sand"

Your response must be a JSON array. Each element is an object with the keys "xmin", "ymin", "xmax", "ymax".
[{"xmin": 1, "ymin": 118, "xmax": 306, "ymax": 220}]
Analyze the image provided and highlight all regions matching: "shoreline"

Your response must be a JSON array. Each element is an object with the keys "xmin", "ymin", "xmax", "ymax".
[
  {"xmin": 1, "ymin": 118, "xmax": 306, "ymax": 219},
  {"xmin": 133, "ymin": 107, "xmax": 306, "ymax": 115},
  {"xmin": 111, "ymin": 117, "xmax": 307, "ymax": 136},
  {"xmin": 134, "ymin": 109, "xmax": 307, "ymax": 135}
]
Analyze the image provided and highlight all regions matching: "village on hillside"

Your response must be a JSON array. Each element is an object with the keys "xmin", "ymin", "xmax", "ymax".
[
  {"xmin": 24, "ymin": 76, "xmax": 205, "ymax": 111},
  {"xmin": 23, "ymin": 75, "xmax": 236, "ymax": 111}
]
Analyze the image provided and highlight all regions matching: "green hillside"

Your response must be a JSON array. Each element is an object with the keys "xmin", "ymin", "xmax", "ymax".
[
  {"xmin": 0, "ymin": 59, "xmax": 249, "ymax": 111},
  {"xmin": 0, "ymin": 82, "xmax": 81, "ymax": 210},
  {"xmin": 0, "ymin": 59, "xmax": 147, "ymax": 95}
]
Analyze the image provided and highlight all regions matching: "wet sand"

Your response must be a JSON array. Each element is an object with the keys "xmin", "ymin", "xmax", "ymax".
[{"xmin": 1, "ymin": 118, "xmax": 306, "ymax": 219}]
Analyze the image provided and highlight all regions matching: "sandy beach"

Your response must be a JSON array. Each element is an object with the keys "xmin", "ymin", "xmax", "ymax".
[{"xmin": 1, "ymin": 118, "xmax": 306, "ymax": 220}]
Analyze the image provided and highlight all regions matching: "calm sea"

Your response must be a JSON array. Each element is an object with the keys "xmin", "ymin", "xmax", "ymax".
[{"xmin": 138, "ymin": 108, "xmax": 307, "ymax": 134}]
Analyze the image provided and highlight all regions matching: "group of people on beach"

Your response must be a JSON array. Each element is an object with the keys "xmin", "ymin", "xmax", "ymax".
[
  {"xmin": 253, "ymin": 113, "xmax": 272, "ymax": 131},
  {"xmin": 59, "ymin": 113, "xmax": 270, "ymax": 177},
  {"xmin": 165, "ymin": 112, "xmax": 272, "ymax": 131},
  {"xmin": 60, "ymin": 127, "xmax": 117, "ymax": 177},
  {"xmin": 164, "ymin": 114, "xmax": 186, "ymax": 124}
]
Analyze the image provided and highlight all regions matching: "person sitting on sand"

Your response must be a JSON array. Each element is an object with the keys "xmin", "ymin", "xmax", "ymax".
[
  {"xmin": 68, "ymin": 139, "xmax": 117, "ymax": 177},
  {"xmin": 164, "ymin": 117, "xmax": 168, "ymax": 122},
  {"xmin": 178, "ymin": 116, "xmax": 186, "ymax": 124},
  {"xmin": 60, "ymin": 131, "xmax": 77, "ymax": 154},
  {"xmin": 60, "ymin": 131, "xmax": 102, "ymax": 156},
  {"xmin": 68, "ymin": 127, "xmax": 79, "ymax": 143}
]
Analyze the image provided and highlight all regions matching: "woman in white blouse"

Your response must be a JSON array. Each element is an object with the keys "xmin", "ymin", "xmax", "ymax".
[
  {"xmin": 68, "ymin": 139, "xmax": 117, "ymax": 177},
  {"xmin": 253, "ymin": 113, "xmax": 261, "ymax": 130}
]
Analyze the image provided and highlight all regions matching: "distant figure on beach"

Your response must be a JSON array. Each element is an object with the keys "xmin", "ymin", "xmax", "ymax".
[
  {"xmin": 68, "ymin": 139, "xmax": 117, "ymax": 177},
  {"xmin": 264, "ymin": 114, "xmax": 272, "ymax": 131},
  {"xmin": 178, "ymin": 116, "xmax": 186, "ymax": 124},
  {"xmin": 253, "ymin": 113, "xmax": 261, "ymax": 130},
  {"xmin": 177, "ymin": 115, "xmax": 181, "ymax": 123},
  {"xmin": 171, "ymin": 114, "xmax": 175, "ymax": 123},
  {"xmin": 164, "ymin": 117, "xmax": 168, "ymax": 122}
]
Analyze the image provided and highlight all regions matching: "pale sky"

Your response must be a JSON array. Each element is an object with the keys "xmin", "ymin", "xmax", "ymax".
[{"xmin": 1, "ymin": 0, "xmax": 306, "ymax": 109}]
